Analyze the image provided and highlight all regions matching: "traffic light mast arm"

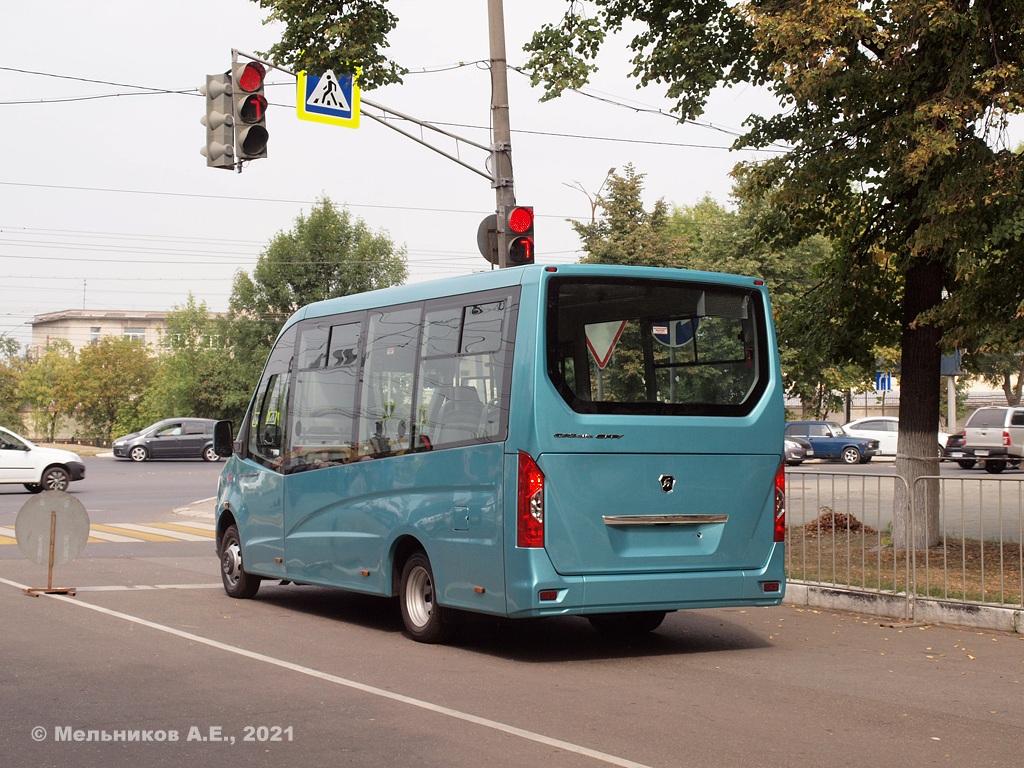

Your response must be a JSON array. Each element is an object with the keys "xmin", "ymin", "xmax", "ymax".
[{"xmin": 239, "ymin": 49, "xmax": 497, "ymax": 183}]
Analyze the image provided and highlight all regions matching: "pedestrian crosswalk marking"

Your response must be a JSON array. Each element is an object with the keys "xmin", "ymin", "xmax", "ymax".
[{"xmin": 0, "ymin": 522, "xmax": 216, "ymax": 546}]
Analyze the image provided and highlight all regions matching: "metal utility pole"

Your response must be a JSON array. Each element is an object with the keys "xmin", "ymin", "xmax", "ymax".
[{"xmin": 488, "ymin": 0, "xmax": 516, "ymax": 268}]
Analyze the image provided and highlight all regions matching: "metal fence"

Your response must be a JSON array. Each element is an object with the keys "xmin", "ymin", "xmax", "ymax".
[{"xmin": 785, "ymin": 470, "xmax": 1024, "ymax": 624}]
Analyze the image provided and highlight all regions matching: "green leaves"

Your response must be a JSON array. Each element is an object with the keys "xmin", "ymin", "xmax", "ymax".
[{"xmin": 253, "ymin": 0, "xmax": 406, "ymax": 90}]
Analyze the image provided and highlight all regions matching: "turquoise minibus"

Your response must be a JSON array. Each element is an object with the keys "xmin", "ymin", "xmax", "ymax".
[{"xmin": 214, "ymin": 264, "xmax": 786, "ymax": 642}]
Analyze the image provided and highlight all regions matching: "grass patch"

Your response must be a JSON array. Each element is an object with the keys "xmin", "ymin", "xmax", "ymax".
[{"xmin": 786, "ymin": 509, "xmax": 1024, "ymax": 607}]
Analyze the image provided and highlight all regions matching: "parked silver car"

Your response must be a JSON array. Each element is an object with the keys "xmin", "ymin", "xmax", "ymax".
[{"xmin": 959, "ymin": 406, "xmax": 1024, "ymax": 473}]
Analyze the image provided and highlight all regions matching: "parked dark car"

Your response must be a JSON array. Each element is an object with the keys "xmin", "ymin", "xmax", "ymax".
[
  {"xmin": 785, "ymin": 437, "xmax": 812, "ymax": 466},
  {"xmin": 112, "ymin": 418, "xmax": 220, "ymax": 462},
  {"xmin": 944, "ymin": 431, "xmax": 976, "ymax": 469},
  {"xmin": 784, "ymin": 421, "xmax": 879, "ymax": 465}
]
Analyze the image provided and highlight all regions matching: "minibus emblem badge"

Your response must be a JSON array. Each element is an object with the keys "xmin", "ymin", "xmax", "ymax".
[{"xmin": 659, "ymin": 474, "xmax": 676, "ymax": 494}]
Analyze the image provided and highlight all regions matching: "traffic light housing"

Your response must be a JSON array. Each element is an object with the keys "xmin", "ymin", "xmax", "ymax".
[
  {"xmin": 506, "ymin": 205, "xmax": 534, "ymax": 265},
  {"xmin": 200, "ymin": 73, "xmax": 234, "ymax": 169},
  {"xmin": 232, "ymin": 61, "xmax": 269, "ymax": 160}
]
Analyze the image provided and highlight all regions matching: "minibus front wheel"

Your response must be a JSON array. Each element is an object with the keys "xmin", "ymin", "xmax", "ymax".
[
  {"xmin": 399, "ymin": 552, "xmax": 453, "ymax": 644},
  {"xmin": 220, "ymin": 524, "xmax": 261, "ymax": 599}
]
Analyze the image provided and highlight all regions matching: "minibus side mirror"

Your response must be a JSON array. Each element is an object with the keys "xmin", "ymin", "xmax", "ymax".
[{"xmin": 213, "ymin": 420, "xmax": 235, "ymax": 458}]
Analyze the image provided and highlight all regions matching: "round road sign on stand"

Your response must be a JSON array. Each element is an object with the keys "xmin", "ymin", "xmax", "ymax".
[{"xmin": 16, "ymin": 491, "xmax": 90, "ymax": 596}]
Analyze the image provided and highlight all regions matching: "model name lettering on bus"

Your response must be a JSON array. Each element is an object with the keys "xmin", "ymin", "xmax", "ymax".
[{"xmin": 553, "ymin": 433, "xmax": 623, "ymax": 439}]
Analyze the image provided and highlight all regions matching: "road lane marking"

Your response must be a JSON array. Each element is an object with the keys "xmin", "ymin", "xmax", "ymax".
[
  {"xmin": 88, "ymin": 524, "xmax": 181, "ymax": 542},
  {"xmin": 0, "ymin": 575, "xmax": 652, "ymax": 768},
  {"xmin": 0, "ymin": 523, "xmax": 216, "ymax": 545}
]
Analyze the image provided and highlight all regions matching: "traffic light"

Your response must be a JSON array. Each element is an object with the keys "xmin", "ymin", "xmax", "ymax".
[
  {"xmin": 506, "ymin": 205, "xmax": 535, "ymax": 265},
  {"xmin": 232, "ymin": 61, "xmax": 269, "ymax": 160},
  {"xmin": 200, "ymin": 73, "xmax": 234, "ymax": 169}
]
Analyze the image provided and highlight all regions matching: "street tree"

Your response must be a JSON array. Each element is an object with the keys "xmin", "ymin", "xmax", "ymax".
[
  {"xmin": 17, "ymin": 339, "xmax": 77, "ymax": 441},
  {"xmin": 226, "ymin": 197, "xmax": 408, "ymax": 414},
  {"xmin": 136, "ymin": 295, "xmax": 232, "ymax": 431},
  {"xmin": 520, "ymin": 1, "xmax": 1024, "ymax": 550},
  {"xmin": 572, "ymin": 164, "xmax": 687, "ymax": 267},
  {"xmin": 0, "ymin": 335, "xmax": 25, "ymax": 430},
  {"xmin": 73, "ymin": 336, "xmax": 156, "ymax": 442}
]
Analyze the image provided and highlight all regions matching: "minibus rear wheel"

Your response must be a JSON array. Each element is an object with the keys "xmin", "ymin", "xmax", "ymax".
[{"xmin": 400, "ymin": 552, "xmax": 453, "ymax": 644}]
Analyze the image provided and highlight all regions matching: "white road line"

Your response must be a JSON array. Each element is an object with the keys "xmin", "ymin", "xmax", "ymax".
[
  {"xmin": 74, "ymin": 583, "xmax": 224, "ymax": 592},
  {"xmin": 83, "ymin": 529, "xmax": 142, "ymax": 543},
  {"xmin": 109, "ymin": 524, "xmax": 210, "ymax": 542},
  {"xmin": 0, "ymin": 575, "xmax": 651, "ymax": 768}
]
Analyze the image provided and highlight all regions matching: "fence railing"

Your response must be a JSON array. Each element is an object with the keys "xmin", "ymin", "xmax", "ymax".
[{"xmin": 785, "ymin": 470, "xmax": 1024, "ymax": 622}]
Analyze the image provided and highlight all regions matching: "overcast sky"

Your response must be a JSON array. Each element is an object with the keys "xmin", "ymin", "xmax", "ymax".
[{"xmin": 1, "ymin": 1, "xmax": 828, "ymax": 349}]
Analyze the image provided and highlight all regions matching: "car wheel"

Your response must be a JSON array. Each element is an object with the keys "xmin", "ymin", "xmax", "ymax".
[
  {"xmin": 786, "ymin": 460, "xmax": 803, "ymax": 467},
  {"xmin": 203, "ymin": 445, "xmax": 220, "ymax": 462},
  {"xmin": 400, "ymin": 552, "xmax": 453, "ymax": 644},
  {"xmin": 129, "ymin": 446, "xmax": 148, "ymax": 462},
  {"xmin": 23, "ymin": 483, "xmax": 43, "ymax": 494},
  {"xmin": 841, "ymin": 446, "xmax": 862, "ymax": 465},
  {"xmin": 587, "ymin": 611, "xmax": 667, "ymax": 636},
  {"xmin": 984, "ymin": 460, "xmax": 1006, "ymax": 474},
  {"xmin": 40, "ymin": 466, "xmax": 71, "ymax": 491},
  {"xmin": 957, "ymin": 460, "xmax": 977, "ymax": 470},
  {"xmin": 219, "ymin": 524, "xmax": 260, "ymax": 598}
]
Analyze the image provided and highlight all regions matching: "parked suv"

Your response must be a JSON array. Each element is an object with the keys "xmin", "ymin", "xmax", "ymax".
[
  {"xmin": 959, "ymin": 406, "xmax": 1024, "ymax": 474},
  {"xmin": 784, "ymin": 421, "xmax": 880, "ymax": 465},
  {"xmin": 112, "ymin": 418, "xmax": 220, "ymax": 462},
  {"xmin": 0, "ymin": 426, "xmax": 86, "ymax": 492}
]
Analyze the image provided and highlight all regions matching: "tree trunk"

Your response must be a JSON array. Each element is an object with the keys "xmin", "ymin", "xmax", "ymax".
[{"xmin": 893, "ymin": 258, "xmax": 944, "ymax": 550}]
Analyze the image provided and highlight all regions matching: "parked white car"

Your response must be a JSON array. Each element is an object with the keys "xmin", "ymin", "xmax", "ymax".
[
  {"xmin": 842, "ymin": 416, "xmax": 949, "ymax": 457},
  {"xmin": 0, "ymin": 426, "xmax": 86, "ymax": 492}
]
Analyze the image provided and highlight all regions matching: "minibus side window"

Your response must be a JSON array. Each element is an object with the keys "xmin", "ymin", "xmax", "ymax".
[
  {"xmin": 286, "ymin": 320, "xmax": 363, "ymax": 472},
  {"xmin": 417, "ymin": 295, "xmax": 514, "ymax": 448},
  {"xmin": 246, "ymin": 325, "xmax": 295, "ymax": 471},
  {"xmin": 249, "ymin": 372, "xmax": 289, "ymax": 470},
  {"xmin": 358, "ymin": 307, "xmax": 421, "ymax": 458}
]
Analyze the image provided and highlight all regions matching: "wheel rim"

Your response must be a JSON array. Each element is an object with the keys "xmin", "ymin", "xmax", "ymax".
[
  {"xmin": 221, "ymin": 539, "xmax": 243, "ymax": 588},
  {"xmin": 843, "ymin": 448, "xmax": 859, "ymax": 464},
  {"xmin": 205, "ymin": 447, "xmax": 218, "ymax": 461},
  {"xmin": 130, "ymin": 447, "xmax": 147, "ymax": 461},
  {"xmin": 404, "ymin": 565, "xmax": 434, "ymax": 629},
  {"xmin": 43, "ymin": 471, "xmax": 68, "ymax": 491}
]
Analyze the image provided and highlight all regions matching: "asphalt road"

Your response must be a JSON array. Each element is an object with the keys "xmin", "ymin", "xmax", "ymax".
[
  {"xmin": 1, "ymin": 456, "xmax": 1023, "ymax": 766},
  {"xmin": 0, "ymin": 455, "xmax": 222, "ymax": 522},
  {"xmin": 2, "ymin": 551, "xmax": 1022, "ymax": 768}
]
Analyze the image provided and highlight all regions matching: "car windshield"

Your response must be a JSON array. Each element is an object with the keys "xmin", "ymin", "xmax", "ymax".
[{"xmin": 828, "ymin": 423, "xmax": 847, "ymax": 435}]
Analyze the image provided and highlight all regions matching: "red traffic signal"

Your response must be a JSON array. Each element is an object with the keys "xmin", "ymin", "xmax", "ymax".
[
  {"xmin": 232, "ymin": 61, "xmax": 269, "ymax": 160},
  {"xmin": 506, "ymin": 205, "xmax": 534, "ymax": 266}
]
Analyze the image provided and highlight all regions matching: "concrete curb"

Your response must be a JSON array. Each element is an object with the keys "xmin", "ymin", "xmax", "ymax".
[
  {"xmin": 173, "ymin": 497, "xmax": 216, "ymax": 521},
  {"xmin": 786, "ymin": 582, "xmax": 1024, "ymax": 634}
]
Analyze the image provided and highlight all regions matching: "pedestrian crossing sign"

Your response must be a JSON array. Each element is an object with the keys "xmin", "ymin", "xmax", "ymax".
[{"xmin": 297, "ymin": 69, "xmax": 360, "ymax": 128}]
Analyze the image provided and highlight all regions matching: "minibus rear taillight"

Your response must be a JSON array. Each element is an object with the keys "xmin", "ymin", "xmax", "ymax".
[
  {"xmin": 517, "ymin": 452, "xmax": 545, "ymax": 548},
  {"xmin": 774, "ymin": 463, "xmax": 786, "ymax": 543},
  {"xmin": 1003, "ymin": 430, "xmax": 1011, "ymax": 447}
]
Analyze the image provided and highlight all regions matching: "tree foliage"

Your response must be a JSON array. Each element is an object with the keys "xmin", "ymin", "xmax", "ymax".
[
  {"xmin": 572, "ymin": 164, "xmax": 687, "ymax": 267},
  {"xmin": 135, "ymin": 295, "xmax": 233, "ymax": 430},
  {"xmin": 73, "ymin": 337, "xmax": 156, "ymax": 442},
  {"xmin": 17, "ymin": 339, "xmax": 77, "ymax": 441},
  {"xmin": 226, "ymin": 196, "xmax": 408, "ymax": 414},
  {"xmin": 252, "ymin": 0, "xmax": 405, "ymax": 89},
  {"xmin": 0, "ymin": 335, "xmax": 25, "ymax": 430}
]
